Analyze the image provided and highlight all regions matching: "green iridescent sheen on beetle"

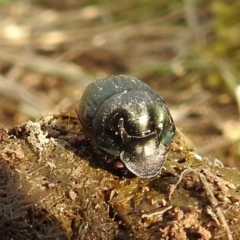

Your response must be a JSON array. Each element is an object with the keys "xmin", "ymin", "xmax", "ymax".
[{"xmin": 78, "ymin": 75, "xmax": 175, "ymax": 178}]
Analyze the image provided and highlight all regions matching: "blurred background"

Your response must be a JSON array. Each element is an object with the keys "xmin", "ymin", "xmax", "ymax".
[{"xmin": 0, "ymin": 0, "xmax": 239, "ymax": 168}]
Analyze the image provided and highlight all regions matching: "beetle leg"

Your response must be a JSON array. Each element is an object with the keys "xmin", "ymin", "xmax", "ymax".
[{"xmin": 118, "ymin": 118, "xmax": 131, "ymax": 140}]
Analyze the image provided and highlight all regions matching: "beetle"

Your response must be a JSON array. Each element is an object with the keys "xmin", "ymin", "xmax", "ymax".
[{"xmin": 78, "ymin": 75, "xmax": 175, "ymax": 178}]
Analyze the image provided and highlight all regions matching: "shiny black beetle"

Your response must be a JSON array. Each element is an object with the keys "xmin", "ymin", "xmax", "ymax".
[{"xmin": 78, "ymin": 75, "xmax": 175, "ymax": 178}]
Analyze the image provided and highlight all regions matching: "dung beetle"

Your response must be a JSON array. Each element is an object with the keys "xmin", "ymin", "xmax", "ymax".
[{"xmin": 78, "ymin": 75, "xmax": 175, "ymax": 178}]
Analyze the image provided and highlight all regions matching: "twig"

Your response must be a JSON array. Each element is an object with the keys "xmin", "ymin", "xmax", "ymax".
[
  {"xmin": 141, "ymin": 206, "xmax": 172, "ymax": 219},
  {"xmin": 169, "ymin": 168, "xmax": 233, "ymax": 240},
  {"xmin": 198, "ymin": 172, "xmax": 233, "ymax": 240}
]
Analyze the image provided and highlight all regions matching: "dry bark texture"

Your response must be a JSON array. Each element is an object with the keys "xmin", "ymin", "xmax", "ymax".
[{"xmin": 0, "ymin": 113, "xmax": 239, "ymax": 240}]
